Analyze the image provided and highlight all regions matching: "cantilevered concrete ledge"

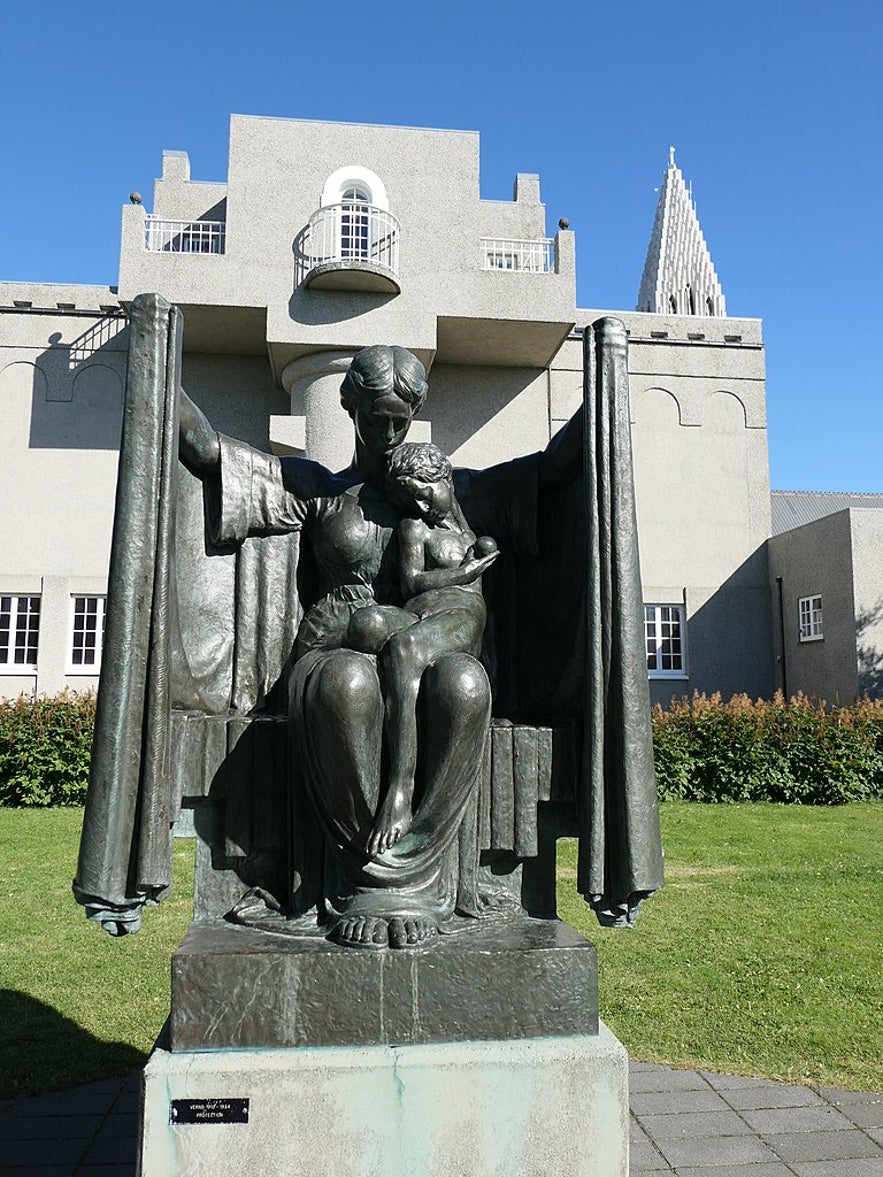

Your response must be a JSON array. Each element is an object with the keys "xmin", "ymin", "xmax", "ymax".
[{"xmin": 304, "ymin": 259, "xmax": 400, "ymax": 294}]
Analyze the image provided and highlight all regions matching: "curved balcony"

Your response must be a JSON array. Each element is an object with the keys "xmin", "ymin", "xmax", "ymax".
[{"xmin": 294, "ymin": 203, "xmax": 400, "ymax": 294}]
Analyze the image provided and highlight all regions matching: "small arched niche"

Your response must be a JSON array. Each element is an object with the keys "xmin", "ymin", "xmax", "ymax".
[{"xmin": 704, "ymin": 389, "xmax": 747, "ymax": 433}]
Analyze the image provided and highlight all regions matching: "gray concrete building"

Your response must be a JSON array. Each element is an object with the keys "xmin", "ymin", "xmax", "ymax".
[
  {"xmin": 769, "ymin": 492, "xmax": 883, "ymax": 701},
  {"xmin": 0, "ymin": 115, "xmax": 779, "ymax": 704}
]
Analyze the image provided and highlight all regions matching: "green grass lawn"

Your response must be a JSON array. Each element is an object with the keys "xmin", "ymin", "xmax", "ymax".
[
  {"xmin": 1, "ymin": 802, "xmax": 881, "ymax": 1097},
  {"xmin": 0, "ymin": 808, "xmax": 194, "ymax": 1096},
  {"xmin": 560, "ymin": 801, "xmax": 883, "ymax": 1092}
]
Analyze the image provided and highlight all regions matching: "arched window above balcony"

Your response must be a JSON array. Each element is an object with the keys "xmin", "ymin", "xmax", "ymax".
[{"xmin": 320, "ymin": 166, "xmax": 389, "ymax": 212}]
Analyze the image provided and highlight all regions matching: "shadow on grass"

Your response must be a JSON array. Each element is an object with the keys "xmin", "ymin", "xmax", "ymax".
[{"xmin": 0, "ymin": 988, "xmax": 145, "ymax": 1097}]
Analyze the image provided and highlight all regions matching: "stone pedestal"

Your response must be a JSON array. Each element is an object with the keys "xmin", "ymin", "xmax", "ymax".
[
  {"xmin": 169, "ymin": 917, "xmax": 597, "ymax": 1050},
  {"xmin": 142, "ymin": 917, "xmax": 625, "ymax": 1175},
  {"xmin": 139, "ymin": 1023, "xmax": 628, "ymax": 1177}
]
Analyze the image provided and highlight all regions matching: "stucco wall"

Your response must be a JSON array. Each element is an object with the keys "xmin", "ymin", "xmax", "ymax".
[
  {"xmin": 0, "ymin": 294, "xmax": 127, "ymax": 696},
  {"xmin": 846, "ymin": 510, "xmax": 883, "ymax": 697},
  {"xmin": 119, "ymin": 116, "xmax": 576, "ymax": 373},
  {"xmin": 768, "ymin": 511, "xmax": 859, "ymax": 702},
  {"xmin": 0, "ymin": 290, "xmax": 286, "ymax": 699},
  {"xmin": 427, "ymin": 364, "xmax": 550, "ymax": 466},
  {"xmin": 564, "ymin": 311, "xmax": 773, "ymax": 703}
]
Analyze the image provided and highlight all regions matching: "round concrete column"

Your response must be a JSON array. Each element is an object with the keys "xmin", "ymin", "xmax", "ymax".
[{"xmin": 281, "ymin": 350, "xmax": 356, "ymax": 471}]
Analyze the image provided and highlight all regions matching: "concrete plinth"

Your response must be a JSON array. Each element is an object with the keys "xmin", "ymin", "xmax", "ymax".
[{"xmin": 139, "ymin": 1024, "xmax": 628, "ymax": 1177}]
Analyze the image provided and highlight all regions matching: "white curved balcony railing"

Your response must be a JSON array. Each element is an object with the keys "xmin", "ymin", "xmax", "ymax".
[
  {"xmin": 295, "ymin": 203, "xmax": 400, "ymax": 287},
  {"xmin": 145, "ymin": 216, "xmax": 226, "ymax": 254}
]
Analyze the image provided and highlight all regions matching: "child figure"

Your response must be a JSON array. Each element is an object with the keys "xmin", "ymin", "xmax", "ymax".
[{"xmin": 345, "ymin": 442, "xmax": 498, "ymax": 856}]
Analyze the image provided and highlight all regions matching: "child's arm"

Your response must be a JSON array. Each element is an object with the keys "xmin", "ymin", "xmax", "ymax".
[{"xmin": 399, "ymin": 518, "xmax": 498, "ymax": 598}]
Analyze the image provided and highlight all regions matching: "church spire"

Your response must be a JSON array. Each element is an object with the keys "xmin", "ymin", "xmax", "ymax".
[{"xmin": 637, "ymin": 149, "xmax": 726, "ymax": 316}]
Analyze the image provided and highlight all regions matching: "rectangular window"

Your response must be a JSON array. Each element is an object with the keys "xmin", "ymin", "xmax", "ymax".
[
  {"xmin": 798, "ymin": 595, "xmax": 823, "ymax": 642},
  {"xmin": 485, "ymin": 250, "xmax": 518, "ymax": 271},
  {"xmin": 645, "ymin": 604, "xmax": 687, "ymax": 677},
  {"xmin": 70, "ymin": 596, "xmax": 107, "ymax": 670},
  {"xmin": 0, "ymin": 595, "xmax": 41, "ymax": 671}
]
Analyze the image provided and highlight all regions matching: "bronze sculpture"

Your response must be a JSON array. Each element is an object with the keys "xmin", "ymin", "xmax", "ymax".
[{"xmin": 74, "ymin": 295, "xmax": 663, "ymax": 956}]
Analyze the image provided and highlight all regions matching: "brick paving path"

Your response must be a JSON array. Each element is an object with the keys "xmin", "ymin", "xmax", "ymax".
[{"xmin": 631, "ymin": 1063, "xmax": 883, "ymax": 1176}]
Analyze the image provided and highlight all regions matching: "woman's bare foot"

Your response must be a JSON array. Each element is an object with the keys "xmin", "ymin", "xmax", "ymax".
[
  {"xmin": 330, "ymin": 912, "xmax": 439, "ymax": 949},
  {"xmin": 388, "ymin": 914, "xmax": 438, "ymax": 947},
  {"xmin": 367, "ymin": 783, "xmax": 413, "ymax": 855},
  {"xmin": 331, "ymin": 915, "xmax": 389, "ymax": 948}
]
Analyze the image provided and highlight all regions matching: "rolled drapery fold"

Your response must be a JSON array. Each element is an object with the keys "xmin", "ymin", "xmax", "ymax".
[{"xmin": 73, "ymin": 293, "xmax": 181, "ymax": 933}]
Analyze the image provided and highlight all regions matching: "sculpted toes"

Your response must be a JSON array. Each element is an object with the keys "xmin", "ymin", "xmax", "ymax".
[{"xmin": 389, "ymin": 917, "xmax": 407, "ymax": 948}]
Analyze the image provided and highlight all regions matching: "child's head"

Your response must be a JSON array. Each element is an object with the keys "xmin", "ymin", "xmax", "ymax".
[{"xmin": 386, "ymin": 442, "xmax": 453, "ymax": 522}]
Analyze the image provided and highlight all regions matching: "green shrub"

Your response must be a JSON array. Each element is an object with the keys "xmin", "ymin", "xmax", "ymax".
[
  {"xmin": 0, "ymin": 691, "xmax": 96, "ymax": 806},
  {"xmin": 653, "ymin": 692, "xmax": 883, "ymax": 804},
  {"xmin": 6, "ymin": 688, "xmax": 883, "ymax": 808}
]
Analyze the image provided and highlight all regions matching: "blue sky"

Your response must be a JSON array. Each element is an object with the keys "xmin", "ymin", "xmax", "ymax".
[{"xmin": 2, "ymin": 0, "xmax": 880, "ymax": 492}]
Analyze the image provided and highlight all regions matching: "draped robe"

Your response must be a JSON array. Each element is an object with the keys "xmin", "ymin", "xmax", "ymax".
[{"xmin": 74, "ymin": 294, "xmax": 663, "ymax": 934}]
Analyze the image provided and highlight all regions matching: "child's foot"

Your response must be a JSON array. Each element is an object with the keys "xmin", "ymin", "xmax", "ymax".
[{"xmin": 367, "ymin": 783, "xmax": 413, "ymax": 855}]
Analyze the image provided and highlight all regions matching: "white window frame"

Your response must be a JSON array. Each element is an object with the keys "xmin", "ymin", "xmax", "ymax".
[
  {"xmin": 68, "ymin": 595, "xmax": 107, "ymax": 673},
  {"xmin": 339, "ymin": 184, "xmax": 371, "ymax": 261},
  {"xmin": 0, "ymin": 595, "xmax": 41, "ymax": 673},
  {"xmin": 645, "ymin": 603, "xmax": 688, "ymax": 679},
  {"xmin": 798, "ymin": 594, "xmax": 823, "ymax": 642}
]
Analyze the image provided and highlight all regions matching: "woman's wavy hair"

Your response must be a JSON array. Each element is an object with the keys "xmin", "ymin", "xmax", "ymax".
[{"xmin": 339, "ymin": 345, "xmax": 428, "ymax": 416}]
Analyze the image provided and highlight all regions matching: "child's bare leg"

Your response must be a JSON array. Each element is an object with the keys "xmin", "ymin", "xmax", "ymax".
[
  {"xmin": 368, "ymin": 607, "xmax": 484, "ymax": 855},
  {"xmin": 346, "ymin": 605, "xmax": 416, "ymax": 654}
]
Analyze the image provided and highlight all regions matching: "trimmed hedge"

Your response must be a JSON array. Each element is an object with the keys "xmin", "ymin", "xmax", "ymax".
[
  {"xmin": 0, "ymin": 691, "xmax": 96, "ymax": 807},
  {"xmin": 3, "ymin": 689, "xmax": 883, "ymax": 808},
  {"xmin": 653, "ymin": 692, "xmax": 883, "ymax": 804}
]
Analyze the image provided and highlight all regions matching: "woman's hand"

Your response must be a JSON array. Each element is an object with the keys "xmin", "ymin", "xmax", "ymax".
[{"xmin": 178, "ymin": 386, "xmax": 221, "ymax": 477}]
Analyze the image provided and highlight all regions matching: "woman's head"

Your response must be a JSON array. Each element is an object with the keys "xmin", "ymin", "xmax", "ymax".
[
  {"xmin": 340, "ymin": 346, "xmax": 428, "ymax": 415},
  {"xmin": 340, "ymin": 346, "xmax": 428, "ymax": 457}
]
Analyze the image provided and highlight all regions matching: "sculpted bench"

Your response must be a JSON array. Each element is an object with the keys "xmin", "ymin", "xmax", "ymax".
[
  {"xmin": 167, "ymin": 709, "xmax": 592, "ymax": 1052},
  {"xmin": 170, "ymin": 709, "xmax": 580, "ymax": 917}
]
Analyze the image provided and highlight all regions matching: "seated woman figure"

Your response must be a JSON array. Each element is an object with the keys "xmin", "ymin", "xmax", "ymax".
[
  {"xmin": 344, "ymin": 442, "xmax": 499, "ymax": 856},
  {"xmin": 178, "ymin": 346, "xmax": 509, "ymax": 949}
]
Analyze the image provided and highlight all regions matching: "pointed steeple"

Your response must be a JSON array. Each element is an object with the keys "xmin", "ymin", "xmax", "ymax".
[{"xmin": 637, "ymin": 148, "xmax": 726, "ymax": 316}]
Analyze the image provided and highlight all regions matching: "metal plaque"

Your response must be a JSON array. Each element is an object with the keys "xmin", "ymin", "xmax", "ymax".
[{"xmin": 170, "ymin": 1098, "xmax": 249, "ymax": 1125}]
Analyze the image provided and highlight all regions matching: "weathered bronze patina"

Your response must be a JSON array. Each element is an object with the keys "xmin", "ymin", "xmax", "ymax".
[{"xmin": 74, "ymin": 295, "xmax": 663, "ymax": 975}]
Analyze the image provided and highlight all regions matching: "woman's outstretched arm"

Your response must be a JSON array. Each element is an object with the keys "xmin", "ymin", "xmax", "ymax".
[
  {"xmin": 538, "ymin": 403, "xmax": 584, "ymax": 491},
  {"xmin": 178, "ymin": 387, "xmax": 221, "ymax": 477}
]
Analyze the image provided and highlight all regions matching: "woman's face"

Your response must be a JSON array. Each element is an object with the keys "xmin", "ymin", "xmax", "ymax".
[{"xmin": 352, "ymin": 392, "xmax": 414, "ymax": 456}]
